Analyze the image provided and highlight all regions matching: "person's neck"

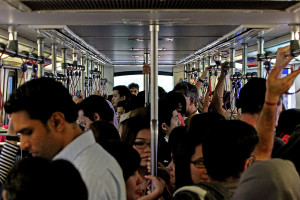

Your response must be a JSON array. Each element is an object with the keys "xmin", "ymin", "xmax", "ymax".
[
  {"xmin": 187, "ymin": 107, "xmax": 197, "ymax": 117},
  {"xmin": 62, "ymin": 123, "xmax": 84, "ymax": 148},
  {"xmin": 240, "ymin": 113, "xmax": 261, "ymax": 129}
]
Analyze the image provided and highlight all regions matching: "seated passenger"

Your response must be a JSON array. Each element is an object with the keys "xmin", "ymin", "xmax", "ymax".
[
  {"xmin": 77, "ymin": 95, "xmax": 114, "ymax": 131},
  {"xmin": 128, "ymin": 83, "xmax": 139, "ymax": 96},
  {"xmin": 112, "ymin": 85, "xmax": 131, "ymax": 110},
  {"xmin": 3, "ymin": 157, "xmax": 88, "ymax": 200},
  {"xmin": 4, "ymin": 78, "xmax": 126, "ymax": 200}
]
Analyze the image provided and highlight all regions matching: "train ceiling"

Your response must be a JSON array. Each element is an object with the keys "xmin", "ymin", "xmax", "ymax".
[{"xmin": 0, "ymin": 0, "xmax": 300, "ymax": 71}]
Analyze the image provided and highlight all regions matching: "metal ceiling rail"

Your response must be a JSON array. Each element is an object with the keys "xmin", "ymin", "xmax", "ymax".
[
  {"xmin": 0, "ymin": 43, "xmax": 42, "ymax": 62},
  {"xmin": 33, "ymin": 26, "xmax": 112, "ymax": 65},
  {"xmin": 177, "ymin": 25, "xmax": 274, "ymax": 65}
]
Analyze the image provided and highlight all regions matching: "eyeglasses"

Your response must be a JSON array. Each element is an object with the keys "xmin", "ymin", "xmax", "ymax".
[
  {"xmin": 133, "ymin": 141, "xmax": 151, "ymax": 149},
  {"xmin": 190, "ymin": 158, "xmax": 205, "ymax": 168}
]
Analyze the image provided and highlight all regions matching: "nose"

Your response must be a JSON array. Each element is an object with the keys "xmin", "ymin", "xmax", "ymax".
[{"xmin": 20, "ymin": 135, "xmax": 30, "ymax": 150}]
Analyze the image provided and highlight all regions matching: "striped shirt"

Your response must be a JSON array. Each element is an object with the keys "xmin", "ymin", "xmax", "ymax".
[
  {"xmin": 54, "ymin": 130, "xmax": 126, "ymax": 200},
  {"xmin": 0, "ymin": 142, "xmax": 19, "ymax": 185}
]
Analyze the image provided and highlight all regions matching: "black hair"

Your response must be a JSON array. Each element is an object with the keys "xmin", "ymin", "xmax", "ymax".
[
  {"xmin": 113, "ymin": 85, "xmax": 131, "ymax": 100},
  {"xmin": 169, "ymin": 126, "xmax": 187, "ymax": 162},
  {"xmin": 117, "ymin": 100, "xmax": 126, "ymax": 109},
  {"xmin": 173, "ymin": 82, "xmax": 198, "ymax": 106},
  {"xmin": 203, "ymin": 120, "xmax": 258, "ymax": 182},
  {"xmin": 78, "ymin": 95, "xmax": 114, "ymax": 122},
  {"xmin": 162, "ymin": 91, "xmax": 186, "ymax": 115},
  {"xmin": 158, "ymin": 86, "xmax": 167, "ymax": 99},
  {"xmin": 101, "ymin": 141, "xmax": 141, "ymax": 181},
  {"xmin": 4, "ymin": 78, "xmax": 78, "ymax": 124},
  {"xmin": 120, "ymin": 116, "xmax": 150, "ymax": 147},
  {"xmin": 276, "ymin": 109, "xmax": 300, "ymax": 137},
  {"xmin": 4, "ymin": 157, "xmax": 88, "ymax": 200},
  {"xmin": 108, "ymin": 94, "xmax": 113, "ymax": 102},
  {"xmin": 237, "ymin": 78, "xmax": 266, "ymax": 114},
  {"xmin": 128, "ymin": 83, "xmax": 139, "ymax": 90},
  {"xmin": 89, "ymin": 120, "xmax": 120, "ymax": 145},
  {"xmin": 175, "ymin": 113, "xmax": 225, "ymax": 189},
  {"xmin": 188, "ymin": 112, "xmax": 225, "ymax": 133}
]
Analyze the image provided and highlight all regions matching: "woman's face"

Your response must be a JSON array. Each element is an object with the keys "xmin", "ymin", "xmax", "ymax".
[
  {"xmin": 190, "ymin": 144, "xmax": 208, "ymax": 183},
  {"xmin": 126, "ymin": 171, "xmax": 143, "ymax": 200},
  {"xmin": 167, "ymin": 158, "xmax": 175, "ymax": 185},
  {"xmin": 132, "ymin": 129, "xmax": 151, "ymax": 167}
]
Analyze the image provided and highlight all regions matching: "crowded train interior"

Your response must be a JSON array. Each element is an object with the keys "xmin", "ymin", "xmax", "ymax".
[{"xmin": 0, "ymin": 1, "xmax": 300, "ymax": 200}]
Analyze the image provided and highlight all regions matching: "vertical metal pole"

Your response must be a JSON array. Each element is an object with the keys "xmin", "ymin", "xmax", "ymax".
[
  {"xmin": 202, "ymin": 57, "xmax": 205, "ymax": 73},
  {"xmin": 257, "ymin": 37, "xmax": 264, "ymax": 78},
  {"xmin": 72, "ymin": 49, "xmax": 78, "ymax": 66},
  {"xmin": 187, "ymin": 64, "xmax": 191, "ymax": 83},
  {"xmin": 230, "ymin": 47, "xmax": 236, "ymax": 111},
  {"xmin": 242, "ymin": 43, "xmax": 248, "ymax": 87},
  {"xmin": 207, "ymin": 56, "xmax": 211, "ymax": 67},
  {"xmin": 184, "ymin": 64, "xmax": 187, "ymax": 80},
  {"xmin": 81, "ymin": 55, "xmax": 86, "ymax": 98},
  {"xmin": 150, "ymin": 24, "xmax": 159, "ymax": 182},
  {"xmin": 85, "ymin": 57, "xmax": 90, "ymax": 97},
  {"xmin": 198, "ymin": 59, "xmax": 201, "ymax": 74},
  {"xmin": 37, "ymin": 36, "xmax": 45, "ymax": 78},
  {"xmin": 62, "ymin": 48, "xmax": 68, "ymax": 88},
  {"xmin": 51, "ymin": 43, "xmax": 57, "ymax": 76},
  {"xmin": 144, "ymin": 52, "xmax": 150, "ymax": 107}
]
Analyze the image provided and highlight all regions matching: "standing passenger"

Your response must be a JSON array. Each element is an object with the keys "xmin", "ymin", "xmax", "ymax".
[
  {"xmin": 112, "ymin": 85, "xmax": 131, "ymax": 110},
  {"xmin": 128, "ymin": 83, "xmax": 139, "ymax": 96},
  {"xmin": 4, "ymin": 78, "xmax": 126, "ymax": 200}
]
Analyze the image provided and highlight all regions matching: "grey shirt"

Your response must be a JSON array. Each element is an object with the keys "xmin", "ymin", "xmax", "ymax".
[
  {"xmin": 54, "ymin": 130, "xmax": 126, "ymax": 200},
  {"xmin": 233, "ymin": 158, "xmax": 300, "ymax": 200}
]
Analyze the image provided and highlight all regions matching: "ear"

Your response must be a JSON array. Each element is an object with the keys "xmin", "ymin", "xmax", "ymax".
[
  {"xmin": 121, "ymin": 96, "xmax": 126, "ymax": 101},
  {"xmin": 244, "ymin": 159, "xmax": 250, "ymax": 170},
  {"xmin": 48, "ymin": 112, "xmax": 65, "ymax": 132},
  {"xmin": 190, "ymin": 97, "xmax": 196, "ymax": 105},
  {"xmin": 161, "ymin": 123, "xmax": 167, "ymax": 131},
  {"xmin": 93, "ymin": 113, "xmax": 101, "ymax": 121}
]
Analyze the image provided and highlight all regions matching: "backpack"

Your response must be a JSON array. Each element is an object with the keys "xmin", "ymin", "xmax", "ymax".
[{"xmin": 173, "ymin": 182, "xmax": 232, "ymax": 200}]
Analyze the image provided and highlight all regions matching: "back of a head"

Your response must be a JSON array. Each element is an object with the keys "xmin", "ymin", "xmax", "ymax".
[
  {"xmin": 78, "ymin": 95, "xmax": 114, "ymax": 122},
  {"xmin": 237, "ymin": 78, "xmax": 266, "ymax": 114},
  {"xmin": 169, "ymin": 126, "xmax": 187, "ymax": 159},
  {"xmin": 89, "ymin": 120, "xmax": 120, "ymax": 145},
  {"xmin": 4, "ymin": 157, "xmax": 88, "ymax": 200},
  {"xmin": 276, "ymin": 109, "xmax": 300, "ymax": 137},
  {"xmin": 188, "ymin": 113, "xmax": 225, "ymax": 135},
  {"xmin": 4, "ymin": 77, "xmax": 78, "ymax": 124},
  {"xmin": 113, "ymin": 85, "xmax": 131, "ymax": 100},
  {"xmin": 162, "ymin": 91, "xmax": 186, "ymax": 115},
  {"xmin": 102, "ymin": 141, "xmax": 141, "ymax": 181},
  {"xmin": 203, "ymin": 120, "xmax": 258, "ymax": 182}
]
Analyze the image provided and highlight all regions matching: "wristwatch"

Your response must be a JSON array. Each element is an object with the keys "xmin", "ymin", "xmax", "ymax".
[{"xmin": 6, "ymin": 136, "xmax": 19, "ymax": 142}]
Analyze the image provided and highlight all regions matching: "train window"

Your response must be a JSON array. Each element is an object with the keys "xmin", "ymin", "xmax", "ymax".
[
  {"xmin": 114, "ymin": 75, "xmax": 174, "ymax": 92},
  {"xmin": 7, "ymin": 70, "xmax": 16, "ymax": 97}
]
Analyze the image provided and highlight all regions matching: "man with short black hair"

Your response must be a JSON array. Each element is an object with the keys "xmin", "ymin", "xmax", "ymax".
[
  {"xmin": 112, "ymin": 85, "xmax": 131, "ymax": 110},
  {"xmin": 4, "ymin": 78, "xmax": 126, "ymax": 200},
  {"xmin": 116, "ymin": 100, "xmax": 126, "ymax": 122},
  {"xmin": 77, "ymin": 95, "xmax": 114, "ymax": 131},
  {"xmin": 128, "ymin": 83, "xmax": 139, "ymax": 96}
]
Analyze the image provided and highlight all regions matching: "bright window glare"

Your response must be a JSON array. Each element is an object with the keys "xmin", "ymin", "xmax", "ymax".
[{"xmin": 114, "ymin": 75, "xmax": 173, "ymax": 92}]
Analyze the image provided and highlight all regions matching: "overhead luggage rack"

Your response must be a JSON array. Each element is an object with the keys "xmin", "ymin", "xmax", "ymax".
[{"xmin": 8, "ymin": 0, "xmax": 299, "ymax": 12}]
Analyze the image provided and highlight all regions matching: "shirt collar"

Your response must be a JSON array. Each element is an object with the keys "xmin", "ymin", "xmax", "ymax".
[{"xmin": 53, "ymin": 130, "xmax": 95, "ymax": 161}]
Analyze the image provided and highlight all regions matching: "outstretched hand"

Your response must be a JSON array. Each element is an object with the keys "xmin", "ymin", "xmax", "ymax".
[{"xmin": 266, "ymin": 46, "xmax": 300, "ymax": 103}]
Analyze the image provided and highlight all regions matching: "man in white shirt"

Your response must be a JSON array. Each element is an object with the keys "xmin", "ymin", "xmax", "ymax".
[{"xmin": 4, "ymin": 77, "xmax": 126, "ymax": 200}]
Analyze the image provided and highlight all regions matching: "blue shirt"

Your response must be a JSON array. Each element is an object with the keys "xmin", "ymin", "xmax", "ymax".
[{"xmin": 54, "ymin": 130, "xmax": 126, "ymax": 200}]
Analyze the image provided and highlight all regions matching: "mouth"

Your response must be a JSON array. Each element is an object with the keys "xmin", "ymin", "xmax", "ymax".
[{"xmin": 135, "ymin": 190, "xmax": 142, "ymax": 196}]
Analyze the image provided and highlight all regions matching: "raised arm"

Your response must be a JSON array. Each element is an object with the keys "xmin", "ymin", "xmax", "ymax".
[
  {"xmin": 254, "ymin": 46, "xmax": 300, "ymax": 161},
  {"xmin": 195, "ymin": 66, "xmax": 210, "ymax": 95},
  {"xmin": 210, "ymin": 63, "xmax": 229, "ymax": 117}
]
